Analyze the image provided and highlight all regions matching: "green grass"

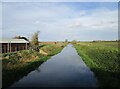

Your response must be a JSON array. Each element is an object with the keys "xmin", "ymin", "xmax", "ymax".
[
  {"xmin": 41, "ymin": 42, "xmax": 67, "ymax": 56},
  {"xmin": 73, "ymin": 41, "xmax": 120, "ymax": 87},
  {"xmin": 2, "ymin": 42, "xmax": 67, "ymax": 88}
]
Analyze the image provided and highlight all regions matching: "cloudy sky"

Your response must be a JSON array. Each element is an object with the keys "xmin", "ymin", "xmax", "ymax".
[{"xmin": 2, "ymin": 2, "xmax": 118, "ymax": 41}]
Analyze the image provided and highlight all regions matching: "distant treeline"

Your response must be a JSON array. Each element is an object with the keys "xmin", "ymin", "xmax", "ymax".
[
  {"xmin": 92, "ymin": 40, "xmax": 120, "ymax": 42},
  {"xmin": 38, "ymin": 40, "xmax": 120, "ymax": 43}
]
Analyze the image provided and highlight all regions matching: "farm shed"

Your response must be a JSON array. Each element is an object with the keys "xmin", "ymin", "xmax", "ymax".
[{"xmin": 0, "ymin": 39, "xmax": 29, "ymax": 53}]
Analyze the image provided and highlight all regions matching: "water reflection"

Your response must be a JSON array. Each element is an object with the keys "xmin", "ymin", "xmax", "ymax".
[
  {"xmin": 10, "ymin": 44, "xmax": 98, "ymax": 87},
  {"xmin": 36, "ymin": 68, "xmax": 41, "ymax": 73}
]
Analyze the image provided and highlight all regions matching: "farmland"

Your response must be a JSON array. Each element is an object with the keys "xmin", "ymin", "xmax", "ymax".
[
  {"xmin": 73, "ymin": 41, "xmax": 120, "ymax": 87},
  {"xmin": 2, "ymin": 41, "xmax": 120, "ymax": 88},
  {"xmin": 2, "ymin": 42, "xmax": 67, "ymax": 88}
]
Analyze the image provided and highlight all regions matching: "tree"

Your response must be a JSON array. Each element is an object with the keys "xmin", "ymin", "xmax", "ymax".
[
  {"xmin": 72, "ymin": 40, "xmax": 77, "ymax": 44},
  {"xmin": 13, "ymin": 36, "xmax": 21, "ymax": 39},
  {"xmin": 65, "ymin": 39, "xmax": 68, "ymax": 43},
  {"xmin": 31, "ymin": 31, "xmax": 40, "ymax": 46}
]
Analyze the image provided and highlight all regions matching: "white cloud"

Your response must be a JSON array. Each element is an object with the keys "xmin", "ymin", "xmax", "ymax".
[
  {"xmin": 0, "ymin": 2, "xmax": 2, "ymax": 39},
  {"xmin": 68, "ymin": 8, "xmax": 118, "ymax": 31},
  {"xmin": 2, "ymin": 0, "xmax": 120, "ymax": 2},
  {"xmin": 2, "ymin": 2, "xmax": 118, "ymax": 41}
]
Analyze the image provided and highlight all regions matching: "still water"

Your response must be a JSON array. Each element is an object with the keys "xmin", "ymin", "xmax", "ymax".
[{"xmin": 11, "ymin": 44, "xmax": 98, "ymax": 87}]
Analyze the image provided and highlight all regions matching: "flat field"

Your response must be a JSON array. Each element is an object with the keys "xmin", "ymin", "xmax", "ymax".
[{"xmin": 73, "ymin": 41, "xmax": 120, "ymax": 87}]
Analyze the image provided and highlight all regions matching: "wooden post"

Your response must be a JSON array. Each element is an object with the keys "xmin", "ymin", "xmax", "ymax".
[
  {"xmin": 8, "ymin": 41, "xmax": 11, "ymax": 52},
  {"xmin": 10, "ymin": 42, "xmax": 11, "ymax": 52},
  {"xmin": 7, "ymin": 43, "xmax": 9, "ymax": 52},
  {"xmin": 10, "ymin": 43, "xmax": 11, "ymax": 52},
  {"xmin": 26, "ymin": 43, "xmax": 27, "ymax": 50}
]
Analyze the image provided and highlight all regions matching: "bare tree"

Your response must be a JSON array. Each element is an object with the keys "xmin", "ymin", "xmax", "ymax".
[
  {"xmin": 65, "ymin": 39, "xmax": 68, "ymax": 43},
  {"xmin": 31, "ymin": 31, "xmax": 40, "ymax": 46}
]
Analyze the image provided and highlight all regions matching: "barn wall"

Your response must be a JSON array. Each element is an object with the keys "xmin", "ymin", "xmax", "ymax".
[
  {"xmin": 1, "ymin": 43, "xmax": 8, "ymax": 53},
  {"xmin": 11, "ymin": 43, "xmax": 28, "ymax": 52},
  {"xmin": 1, "ymin": 43, "xmax": 29, "ymax": 53}
]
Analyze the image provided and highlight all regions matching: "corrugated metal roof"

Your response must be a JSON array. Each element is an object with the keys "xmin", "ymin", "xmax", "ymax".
[{"xmin": 0, "ymin": 39, "xmax": 29, "ymax": 43}]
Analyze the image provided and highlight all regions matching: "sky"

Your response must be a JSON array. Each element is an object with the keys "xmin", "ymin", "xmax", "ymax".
[{"xmin": 2, "ymin": 2, "xmax": 118, "ymax": 41}]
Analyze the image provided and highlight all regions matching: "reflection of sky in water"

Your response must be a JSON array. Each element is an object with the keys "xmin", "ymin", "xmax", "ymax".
[{"xmin": 10, "ymin": 44, "xmax": 98, "ymax": 87}]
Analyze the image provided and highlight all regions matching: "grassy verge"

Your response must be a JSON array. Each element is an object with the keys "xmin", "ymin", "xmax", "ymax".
[
  {"xmin": 41, "ymin": 42, "xmax": 67, "ymax": 56},
  {"xmin": 73, "ymin": 41, "xmax": 120, "ymax": 87},
  {"xmin": 2, "ymin": 42, "xmax": 67, "ymax": 88}
]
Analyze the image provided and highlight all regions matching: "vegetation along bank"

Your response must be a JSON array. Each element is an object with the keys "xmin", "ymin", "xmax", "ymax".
[
  {"xmin": 73, "ymin": 41, "xmax": 120, "ymax": 87},
  {"xmin": 2, "ymin": 42, "xmax": 67, "ymax": 88}
]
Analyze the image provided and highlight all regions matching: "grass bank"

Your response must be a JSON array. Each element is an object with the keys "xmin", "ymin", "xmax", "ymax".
[
  {"xmin": 2, "ymin": 42, "xmax": 67, "ymax": 88},
  {"xmin": 73, "ymin": 41, "xmax": 120, "ymax": 87},
  {"xmin": 41, "ymin": 42, "xmax": 67, "ymax": 56}
]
